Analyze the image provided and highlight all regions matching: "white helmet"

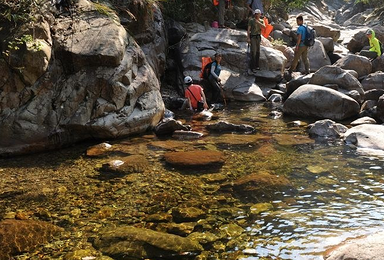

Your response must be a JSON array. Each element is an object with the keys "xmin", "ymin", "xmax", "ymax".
[{"xmin": 184, "ymin": 76, "xmax": 193, "ymax": 84}]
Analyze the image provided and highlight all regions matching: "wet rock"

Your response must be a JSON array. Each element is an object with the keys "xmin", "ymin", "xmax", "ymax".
[
  {"xmin": 283, "ymin": 84, "xmax": 360, "ymax": 121},
  {"xmin": 172, "ymin": 207, "xmax": 206, "ymax": 222},
  {"xmin": 287, "ymin": 120, "xmax": 307, "ymax": 127},
  {"xmin": 249, "ymin": 202, "xmax": 274, "ymax": 216},
  {"xmin": 324, "ymin": 231, "xmax": 384, "ymax": 260},
  {"xmin": 64, "ymin": 248, "xmax": 111, "ymax": 260},
  {"xmin": 0, "ymin": 219, "xmax": 63, "ymax": 260},
  {"xmin": 164, "ymin": 150, "xmax": 225, "ymax": 169},
  {"xmin": 101, "ymin": 155, "xmax": 148, "ymax": 174},
  {"xmin": 218, "ymin": 223, "xmax": 243, "ymax": 238},
  {"xmin": 350, "ymin": 117, "xmax": 376, "ymax": 126},
  {"xmin": 188, "ymin": 232, "xmax": 219, "ymax": 245},
  {"xmin": 222, "ymin": 171, "xmax": 294, "ymax": 201},
  {"xmin": 93, "ymin": 226, "xmax": 203, "ymax": 259},
  {"xmin": 268, "ymin": 110, "xmax": 283, "ymax": 119},
  {"xmin": 86, "ymin": 143, "xmax": 112, "ymax": 157},
  {"xmin": 172, "ymin": 130, "xmax": 203, "ymax": 140},
  {"xmin": 307, "ymin": 119, "xmax": 348, "ymax": 138},
  {"xmin": 145, "ymin": 213, "xmax": 173, "ymax": 223},
  {"xmin": 201, "ymin": 173, "xmax": 228, "ymax": 183},
  {"xmin": 206, "ymin": 121, "xmax": 255, "ymax": 133},
  {"xmin": 154, "ymin": 118, "xmax": 191, "ymax": 136},
  {"xmin": 344, "ymin": 124, "xmax": 384, "ymax": 150},
  {"xmin": 156, "ymin": 222, "xmax": 196, "ymax": 236},
  {"xmin": 334, "ymin": 54, "xmax": 372, "ymax": 78},
  {"xmin": 268, "ymin": 94, "xmax": 283, "ymax": 103}
]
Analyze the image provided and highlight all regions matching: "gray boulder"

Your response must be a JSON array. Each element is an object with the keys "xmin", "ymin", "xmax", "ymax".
[
  {"xmin": 317, "ymin": 37, "xmax": 334, "ymax": 52},
  {"xmin": 231, "ymin": 82, "xmax": 266, "ymax": 102},
  {"xmin": 283, "ymin": 84, "xmax": 360, "ymax": 120},
  {"xmin": 154, "ymin": 119, "xmax": 191, "ymax": 136},
  {"xmin": 372, "ymin": 56, "xmax": 384, "ymax": 73},
  {"xmin": 365, "ymin": 89, "xmax": 384, "ymax": 101},
  {"xmin": 377, "ymin": 95, "xmax": 384, "ymax": 122},
  {"xmin": 334, "ymin": 54, "xmax": 372, "ymax": 78},
  {"xmin": 344, "ymin": 124, "xmax": 384, "ymax": 151},
  {"xmin": 307, "ymin": 40, "xmax": 332, "ymax": 72},
  {"xmin": 350, "ymin": 116, "xmax": 377, "ymax": 126},
  {"xmin": 309, "ymin": 65, "xmax": 364, "ymax": 96},
  {"xmin": 361, "ymin": 72, "xmax": 384, "ymax": 91},
  {"xmin": 312, "ymin": 25, "xmax": 340, "ymax": 42},
  {"xmin": 307, "ymin": 119, "xmax": 348, "ymax": 138},
  {"xmin": 347, "ymin": 31, "xmax": 368, "ymax": 53}
]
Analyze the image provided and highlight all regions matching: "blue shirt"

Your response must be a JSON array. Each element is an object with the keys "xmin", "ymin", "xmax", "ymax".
[
  {"xmin": 210, "ymin": 61, "xmax": 221, "ymax": 79},
  {"xmin": 297, "ymin": 25, "xmax": 306, "ymax": 47},
  {"xmin": 247, "ymin": 0, "xmax": 264, "ymax": 14}
]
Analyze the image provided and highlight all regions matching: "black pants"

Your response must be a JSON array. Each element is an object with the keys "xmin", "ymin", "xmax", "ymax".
[{"xmin": 250, "ymin": 34, "xmax": 261, "ymax": 69}]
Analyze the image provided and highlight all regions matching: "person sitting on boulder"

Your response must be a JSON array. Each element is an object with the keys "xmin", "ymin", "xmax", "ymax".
[
  {"xmin": 182, "ymin": 76, "xmax": 208, "ymax": 112},
  {"xmin": 247, "ymin": 9, "xmax": 265, "ymax": 73},
  {"xmin": 208, "ymin": 52, "xmax": 225, "ymax": 104},
  {"xmin": 359, "ymin": 29, "xmax": 382, "ymax": 60}
]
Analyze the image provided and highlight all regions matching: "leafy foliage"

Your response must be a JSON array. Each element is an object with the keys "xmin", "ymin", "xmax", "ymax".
[{"xmin": 355, "ymin": 0, "xmax": 381, "ymax": 7}]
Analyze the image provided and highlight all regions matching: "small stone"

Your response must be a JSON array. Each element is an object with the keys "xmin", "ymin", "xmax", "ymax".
[
  {"xmin": 86, "ymin": 143, "xmax": 112, "ymax": 157},
  {"xmin": 172, "ymin": 207, "xmax": 206, "ymax": 222}
]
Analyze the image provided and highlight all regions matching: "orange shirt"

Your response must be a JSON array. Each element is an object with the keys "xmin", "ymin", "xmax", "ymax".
[{"xmin": 185, "ymin": 84, "xmax": 203, "ymax": 109}]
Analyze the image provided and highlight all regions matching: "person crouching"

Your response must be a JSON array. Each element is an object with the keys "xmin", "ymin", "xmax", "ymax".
[{"xmin": 182, "ymin": 76, "xmax": 208, "ymax": 112}]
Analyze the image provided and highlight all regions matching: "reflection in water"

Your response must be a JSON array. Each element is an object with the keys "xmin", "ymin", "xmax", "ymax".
[{"xmin": 1, "ymin": 102, "xmax": 384, "ymax": 259}]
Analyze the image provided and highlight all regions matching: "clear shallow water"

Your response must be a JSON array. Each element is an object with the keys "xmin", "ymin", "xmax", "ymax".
[{"xmin": 1, "ymin": 101, "xmax": 384, "ymax": 259}]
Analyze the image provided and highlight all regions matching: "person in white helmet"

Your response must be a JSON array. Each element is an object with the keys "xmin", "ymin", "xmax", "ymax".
[{"xmin": 182, "ymin": 76, "xmax": 208, "ymax": 111}]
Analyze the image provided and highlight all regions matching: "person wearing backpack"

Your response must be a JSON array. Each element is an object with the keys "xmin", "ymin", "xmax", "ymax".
[
  {"xmin": 359, "ymin": 29, "xmax": 382, "ymax": 60},
  {"xmin": 182, "ymin": 76, "xmax": 208, "ymax": 112},
  {"xmin": 247, "ymin": 9, "xmax": 265, "ymax": 72},
  {"xmin": 246, "ymin": 0, "xmax": 264, "ymax": 17},
  {"xmin": 208, "ymin": 52, "xmax": 224, "ymax": 103},
  {"xmin": 288, "ymin": 15, "xmax": 310, "ymax": 75}
]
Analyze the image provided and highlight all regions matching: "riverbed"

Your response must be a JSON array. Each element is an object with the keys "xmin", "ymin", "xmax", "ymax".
[{"xmin": 1, "ymin": 101, "xmax": 384, "ymax": 260}]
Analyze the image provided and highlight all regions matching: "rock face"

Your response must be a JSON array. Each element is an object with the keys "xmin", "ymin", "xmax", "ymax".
[
  {"xmin": 283, "ymin": 84, "xmax": 360, "ymax": 120},
  {"xmin": 0, "ymin": 219, "xmax": 63, "ymax": 260},
  {"xmin": 0, "ymin": 0, "xmax": 165, "ymax": 156},
  {"xmin": 344, "ymin": 124, "xmax": 384, "ymax": 151},
  {"xmin": 93, "ymin": 226, "xmax": 203, "ymax": 259},
  {"xmin": 324, "ymin": 232, "xmax": 384, "ymax": 260}
]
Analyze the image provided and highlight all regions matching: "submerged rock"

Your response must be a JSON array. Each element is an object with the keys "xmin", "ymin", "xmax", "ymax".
[
  {"xmin": 93, "ymin": 226, "xmax": 203, "ymax": 259},
  {"xmin": 206, "ymin": 121, "xmax": 255, "ymax": 133},
  {"xmin": 154, "ymin": 118, "xmax": 191, "ymax": 136},
  {"xmin": 0, "ymin": 219, "xmax": 63, "ymax": 260},
  {"xmin": 172, "ymin": 207, "xmax": 206, "ymax": 222},
  {"xmin": 101, "ymin": 155, "xmax": 148, "ymax": 174},
  {"xmin": 164, "ymin": 150, "xmax": 225, "ymax": 169},
  {"xmin": 222, "ymin": 171, "xmax": 294, "ymax": 201},
  {"xmin": 86, "ymin": 143, "xmax": 112, "ymax": 157}
]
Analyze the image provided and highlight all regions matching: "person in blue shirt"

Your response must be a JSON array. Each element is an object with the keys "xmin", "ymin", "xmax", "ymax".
[
  {"xmin": 208, "ymin": 52, "xmax": 224, "ymax": 103},
  {"xmin": 246, "ymin": 0, "xmax": 264, "ymax": 16},
  {"xmin": 289, "ymin": 15, "xmax": 310, "ymax": 75}
]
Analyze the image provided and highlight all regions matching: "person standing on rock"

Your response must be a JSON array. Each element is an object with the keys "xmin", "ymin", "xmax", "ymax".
[
  {"xmin": 218, "ymin": 0, "xmax": 231, "ymax": 28},
  {"xmin": 247, "ymin": 9, "xmax": 265, "ymax": 73},
  {"xmin": 359, "ymin": 29, "xmax": 382, "ymax": 60},
  {"xmin": 182, "ymin": 76, "xmax": 208, "ymax": 112},
  {"xmin": 209, "ymin": 53, "xmax": 225, "ymax": 104},
  {"xmin": 289, "ymin": 15, "xmax": 310, "ymax": 75},
  {"xmin": 246, "ymin": 0, "xmax": 264, "ymax": 16}
]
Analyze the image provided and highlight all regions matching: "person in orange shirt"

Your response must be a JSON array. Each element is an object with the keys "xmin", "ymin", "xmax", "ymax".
[{"xmin": 182, "ymin": 76, "xmax": 208, "ymax": 111}]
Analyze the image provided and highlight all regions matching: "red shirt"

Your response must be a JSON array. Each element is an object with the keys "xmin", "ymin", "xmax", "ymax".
[{"xmin": 185, "ymin": 84, "xmax": 203, "ymax": 109}]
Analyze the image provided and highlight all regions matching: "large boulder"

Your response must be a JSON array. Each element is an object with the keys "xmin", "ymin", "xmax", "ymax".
[
  {"xmin": 283, "ymin": 84, "xmax": 360, "ymax": 120},
  {"xmin": 181, "ymin": 28, "xmax": 286, "ymax": 82},
  {"xmin": 309, "ymin": 65, "xmax": 364, "ymax": 96},
  {"xmin": 0, "ymin": 1, "xmax": 165, "ymax": 156},
  {"xmin": 347, "ymin": 31, "xmax": 369, "ymax": 53},
  {"xmin": 307, "ymin": 40, "xmax": 332, "ymax": 72},
  {"xmin": 344, "ymin": 124, "xmax": 384, "ymax": 151},
  {"xmin": 325, "ymin": 232, "xmax": 384, "ymax": 260},
  {"xmin": 317, "ymin": 37, "xmax": 334, "ymax": 52},
  {"xmin": 372, "ymin": 55, "xmax": 384, "ymax": 73},
  {"xmin": 312, "ymin": 25, "xmax": 341, "ymax": 42},
  {"xmin": 93, "ymin": 226, "xmax": 203, "ymax": 259},
  {"xmin": 361, "ymin": 72, "xmax": 384, "ymax": 91},
  {"xmin": 377, "ymin": 95, "xmax": 384, "ymax": 122},
  {"xmin": 334, "ymin": 54, "xmax": 372, "ymax": 78}
]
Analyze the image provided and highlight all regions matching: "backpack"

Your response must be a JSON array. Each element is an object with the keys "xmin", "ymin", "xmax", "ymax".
[
  {"xmin": 213, "ymin": 0, "xmax": 219, "ymax": 6},
  {"xmin": 200, "ymin": 57, "xmax": 213, "ymax": 79},
  {"xmin": 304, "ymin": 25, "xmax": 316, "ymax": 47}
]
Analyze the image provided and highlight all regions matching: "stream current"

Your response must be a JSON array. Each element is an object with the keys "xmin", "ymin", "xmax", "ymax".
[{"xmin": 1, "ymin": 101, "xmax": 384, "ymax": 260}]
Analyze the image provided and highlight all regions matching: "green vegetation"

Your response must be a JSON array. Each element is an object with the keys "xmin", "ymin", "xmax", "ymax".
[
  {"xmin": 0, "ymin": 0, "xmax": 49, "ymax": 27},
  {"xmin": 355, "ymin": 0, "xmax": 381, "ymax": 6}
]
